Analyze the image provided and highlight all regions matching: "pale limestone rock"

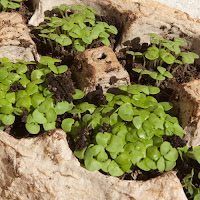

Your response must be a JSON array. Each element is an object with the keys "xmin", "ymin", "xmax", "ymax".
[
  {"xmin": 0, "ymin": 12, "xmax": 39, "ymax": 62},
  {"xmin": 0, "ymin": 129, "xmax": 187, "ymax": 200},
  {"xmin": 174, "ymin": 80, "xmax": 200, "ymax": 147},
  {"xmin": 115, "ymin": 0, "xmax": 200, "ymax": 62},
  {"xmin": 72, "ymin": 46, "xmax": 130, "ymax": 94}
]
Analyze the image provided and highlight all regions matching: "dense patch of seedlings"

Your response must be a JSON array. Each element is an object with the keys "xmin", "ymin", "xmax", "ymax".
[
  {"xmin": 0, "ymin": 56, "xmax": 82, "ymax": 134},
  {"xmin": 127, "ymin": 33, "xmax": 199, "ymax": 86},
  {"xmin": 1, "ymin": 2, "xmax": 200, "ymax": 199},
  {"xmin": 67, "ymin": 85, "xmax": 184, "ymax": 176},
  {"xmin": 0, "ymin": 0, "xmax": 26, "ymax": 11},
  {"xmin": 35, "ymin": 4, "xmax": 118, "ymax": 54}
]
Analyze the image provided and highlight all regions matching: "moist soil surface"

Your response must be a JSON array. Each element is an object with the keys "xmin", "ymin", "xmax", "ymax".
[{"xmin": 2, "ymin": 3, "xmax": 200, "ymax": 199}]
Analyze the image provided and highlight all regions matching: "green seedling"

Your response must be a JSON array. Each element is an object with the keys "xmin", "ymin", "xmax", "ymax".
[
  {"xmin": 127, "ymin": 33, "xmax": 199, "ymax": 86},
  {"xmin": 0, "ymin": 0, "xmax": 26, "ymax": 11},
  {"xmin": 133, "ymin": 66, "xmax": 173, "ymax": 87},
  {"xmin": 36, "ymin": 4, "xmax": 118, "ymax": 53},
  {"xmin": 182, "ymin": 169, "xmax": 200, "ymax": 200},
  {"xmin": 0, "ymin": 56, "xmax": 78, "ymax": 135},
  {"xmin": 71, "ymin": 84, "xmax": 184, "ymax": 176}
]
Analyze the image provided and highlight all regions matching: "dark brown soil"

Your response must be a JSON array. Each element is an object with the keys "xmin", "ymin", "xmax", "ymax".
[{"xmin": 47, "ymin": 71, "xmax": 75, "ymax": 103}]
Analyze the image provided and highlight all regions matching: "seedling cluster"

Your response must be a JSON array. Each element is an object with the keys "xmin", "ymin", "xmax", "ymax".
[
  {"xmin": 2, "ymin": 2, "xmax": 200, "ymax": 198},
  {"xmin": 127, "ymin": 33, "xmax": 199, "ymax": 86},
  {"xmin": 0, "ymin": 0, "xmax": 25, "ymax": 11},
  {"xmin": 0, "ymin": 56, "xmax": 84, "ymax": 134},
  {"xmin": 73, "ymin": 85, "xmax": 184, "ymax": 176},
  {"xmin": 36, "ymin": 4, "xmax": 118, "ymax": 53}
]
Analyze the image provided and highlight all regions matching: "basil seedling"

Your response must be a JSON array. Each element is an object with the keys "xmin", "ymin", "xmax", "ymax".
[
  {"xmin": 36, "ymin": 4, "xmax": 118, "ymax": 53},
  {"xmin": 71, "ymin": 84, "xmax": 184, "ymax": 176}
]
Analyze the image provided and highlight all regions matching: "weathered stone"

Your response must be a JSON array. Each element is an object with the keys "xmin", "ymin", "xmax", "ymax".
[
  {"xmin": 0, "ymin": 12, "xmax": 39, "ymax": 62},
  {"xmin": 174, "ymin": 80, "xmax": 200, "ymax": 147},
  {"xmin": 115, "ymin": 0, "xmax": 200, "ymax": 62},
  {"xmin": 72, "ymin": 46, "xmax": 130, "ymax": 94},
  {"xmin": 0, "ymin": 129, "xmax": 187, "ymax": 200},
  {"xmin": 133, "ymin": 0, "xmax": 200, "ymax": 19}
]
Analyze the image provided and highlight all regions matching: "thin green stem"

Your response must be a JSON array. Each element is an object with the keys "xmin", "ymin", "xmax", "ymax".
[
  {"xmin": 59, "ymin": 11, "xmax": 65, "ymax": 18},
  {"xmin": 138, "ymin": 73, "xmax": 142, "ymax": 83},
  {"xmin": 47, "ymin": 38, "xmax": 54, "ymax": 51},
  {"xmin": 132, "ymin": 55, "xmax": 135, "ymax": 67},
  {"xmin": 143, "ymin": 56, "xmax": 146, "ymax": 68}
]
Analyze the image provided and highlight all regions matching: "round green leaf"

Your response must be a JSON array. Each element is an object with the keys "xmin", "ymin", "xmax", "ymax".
[
  {"xmin": 101, "ymin": 159, "xmax": 111, "ymax": 172},
  {"xmin": 0, "ymin": 70, "xmax": 8, "ymax": 81},
  {"xmin": 38, "ymin": 98, "xmax": 54, "ymax": 113},
  {"xmin": 57, "ymin": 65, "xmax": 68, "ymax": 74},
  {"xmin": 193, "ymin": 146, "xmax": 200, "ymax": 164},
  {"xmin": 31, "ymin": 93, "xmax": 45, "ymax": 108},
  {"xmin": 130, "ymin": 150, "xmax": 144, "ymax": 164},
  {"xmin": 145, "ymin": 47, "xmax": 159, "ymax": 60},
  {"xmin": 108, "ymin": 160, "xmax": 124, "ymax": 176},
  {"xmin": 106, "ymin": 135, "xmax": 124, "ymax": 153},
  {"xmin": 174, "ymin": 37, "xmax": 185, "ymax": 46},
  {"xmin": 43, "ymin": 122, "xmax": 56, "ymax": 131},
  {"xmin": 160, "ymin": 141, "xmax": 172, "ymax": 156},
  {"xmin": 118, "ymin": 103, "xmax": 134, "ymax": 121},
  {"xmin": 5, "ymin": 92, "xmax": 15, "ymax": 104},
  {"xmin": 72, "ymin": 89, "xmax": 84, "ymax": 100},
  {"xmin": 133, "ymin": 68, "xmax": 142, "ymax": 73},
  {"xmin": 56, "ymin": 34, "xmax": 72, "ymax": 46},
  {"xmin": 1, "ymin": 114, "xmax": 15, "ymax": 125},
  {"xmin": 194, "ymin": 194, "xmax": 200, "ymax": 200},
  {"xmin": 157, "ymin": 156, "xmax": 165, "ymax": 172},
  {"xmin": 115, "ymin": 152, "xmax": 130, "ymax": 165},
  {"xmin": 0, "ymin": 105, "xmax": 14, "ymax": 114},
  {"xmin": 74, "ymin": 39, "xmax": 85, "ymax": 52},
  {"xmin": 181, "ymin": 52, "xmax": 199, "ymax": 64},
  {"xmin": 31, "ymin": 70, "xmax": 44, "ymax": 81},
  {"xmin": 46, "ymin": 107, "xmax": 57, "ymax": 122},
  {"xmin": 164, "ymin": 148, "xmax": 178, "ymax": 161},
  {"xmin": 25, "ymin": 123, "xmax": 40, "ymax": 134},
  {"xmin": 17, "ymin": 64, "xmax": 28, "ymax": 74},
  {"xmin": 16, "ymin": 96, "xmax": 31, "ymax": 109},
  {"xmin": 61, "ymin": 118, "xmax": 75, "ymax": 132},
  {"xmin": 97, "ymin": 150, "xmax": 108, "ymax": 162},
  {"xmin": 48, "ymin": 33, "xmax": 59, "ymax": 40},
  {"xmin": 147, "ymin": 146, "xmax": 160, "ymax": 161},
  {"xmin": 160, "ymin": 49, "xmax": 175, "ymax": 64},
  {"xmin": 145, "ymin": 157, "xmax": 157, "ymax": 170},
  {"xmin": 96, "ymin": 132, "xmax": 111, "ymax": 147},
  {"xmin": 132, "ymin": 116, "xmax": 143, "ymax": 129},
  {"xmin": 74, "ymin": 147, "xmax": 87, "ymax": 159},
  {"xmin": 156, "ymin": 74, "xmax": 165, "ymax": 81},
  {"xmin": 32, "ymin": 109, "xmax": 47, "ymax": 124},
  {"xmin": 157, "ymin": 66, "xmax": 166, "ymax": 74},
  {"xmin": 137, "ymin": 159, "xmax": 151, "ymax": 171},
  {"xmin": 159, "ymin": 102, "xmax": 173, "ymax": 111},
  {"xmin": 164, "ymin": 71, "xmax": 173, "ymax": 78},
  {"xmin": 165, "ymin": 160, "xmax": 176, "ymax": 171},
  {"xmin": 101, "ymin": 38, "xmax": 110, "ymax": 46}
]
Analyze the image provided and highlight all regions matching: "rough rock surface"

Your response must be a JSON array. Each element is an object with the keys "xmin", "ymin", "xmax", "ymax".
[
  {"xmin": 0, "ymin": 129, "xmax": 187, "ymax": 200},
  {"xmin": 0, "ymin": 12, "xmax": 38, "ymax": 62},
  {"xmin": 115, "ymin": 0, "xmax": 200, "ymax": 60},
  {"xmin": 133, "ymin": 0, "xmax": 200, "ymax": 19},
  {"xmin": 174, "ymin": 80, "xmax": 200, "ymax": 147},
  {"xmin": 72, "ymin": 46, "xmax": 130, "ymax": 94}
]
